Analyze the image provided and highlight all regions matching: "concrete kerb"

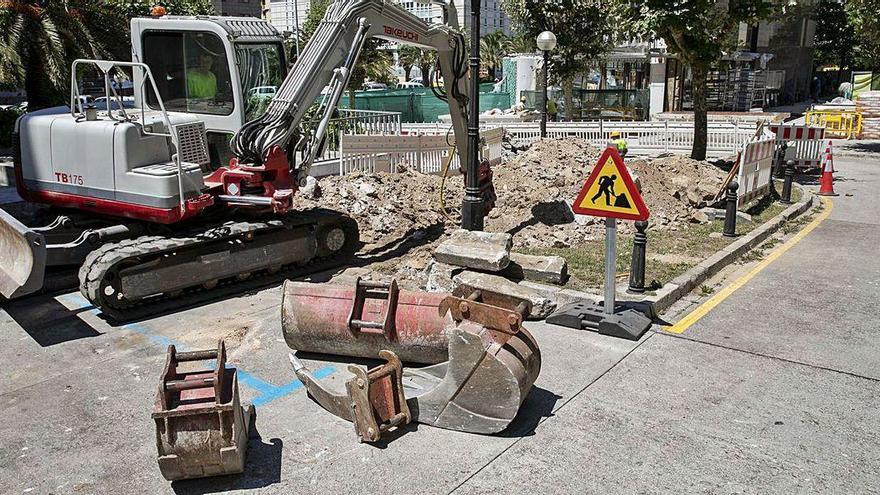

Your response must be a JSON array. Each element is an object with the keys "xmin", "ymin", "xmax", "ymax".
[
  {"xmin": 647, "ymin": 185, "xmax": 817, "ymax": 314},
  {"xmin": 522, "ymin": 185, "xmax": 817, "ymax": 318}
]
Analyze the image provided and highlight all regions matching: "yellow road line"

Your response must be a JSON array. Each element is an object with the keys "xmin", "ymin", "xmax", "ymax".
[{"xmin": 663, "ymin": 197, "xmax": 833, "ymax": 334}]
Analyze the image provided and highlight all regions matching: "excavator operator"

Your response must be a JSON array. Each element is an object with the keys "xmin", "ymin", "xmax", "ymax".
[{"xmin": 187, "ymin": 52, "xmax": 218, "ymax": 99}]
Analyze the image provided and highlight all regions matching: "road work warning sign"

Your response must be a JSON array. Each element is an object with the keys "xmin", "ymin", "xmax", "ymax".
[{"xmin": 572, "ymin": 146, "xmax": 649, "ymax": 221}]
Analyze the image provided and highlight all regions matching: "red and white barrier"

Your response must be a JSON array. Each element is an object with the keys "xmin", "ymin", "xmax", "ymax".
[
  {"xmin": 768, "ymin": 122, "xmax": 826, "ymax": 169},
  {"xmin": 737, "ymin": 130, "xmax": 776, "ymax": 208}
]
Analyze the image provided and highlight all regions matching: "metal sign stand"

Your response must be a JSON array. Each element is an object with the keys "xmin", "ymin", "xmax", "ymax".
[
  {"xmin": 544, "ymin": 147, "xmax": 654, "ymax": 341},
  {"xmin": 604, "ymin": 218, "xmax": 616, "ymax": 315}
]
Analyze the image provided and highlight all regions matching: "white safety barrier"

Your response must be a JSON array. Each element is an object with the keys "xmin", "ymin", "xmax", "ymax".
[
  {"xmin": 736, "ymin": 129, "xmax": 776, "ymax": 208},
  {"xmin": 316, "ymin": 127, "xmax": 504, "ymax": 177},
  {"xmin": 767, "ymin": 122, "xmax": 826, "ymax": 169},
  {"xmin": 402, "ymin": 120, "xmax": 757, "ymax": 158}
]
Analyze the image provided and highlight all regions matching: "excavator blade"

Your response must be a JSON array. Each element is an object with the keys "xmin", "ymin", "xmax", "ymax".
[{"xmin": 0, "ymin": 208, "xmax": 46, "ymax": 299}]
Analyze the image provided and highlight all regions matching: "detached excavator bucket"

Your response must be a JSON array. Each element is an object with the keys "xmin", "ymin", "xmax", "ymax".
[
  {"xmin": 0, "ymin": 208, "xmax": 46, "ymax": 299},
  {"xmin": 288, "ymin": 284, "xmax": 542, "ymax": 441}
]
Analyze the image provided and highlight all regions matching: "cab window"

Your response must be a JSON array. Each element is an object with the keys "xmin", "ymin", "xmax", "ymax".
[
  {"xmin": 143, "ymin": 31, "xmax": 234, "ymax": 116},
  {"xmin": 236, "ymin": 43, "xmax": 285, "ymax": 121}
]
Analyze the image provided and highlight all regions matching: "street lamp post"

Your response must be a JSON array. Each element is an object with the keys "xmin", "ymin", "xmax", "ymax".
[
  {"xmin": 461, "ymin": 0, "xmax": 483, "ymax": 231},
  {"xmin": 536, "ymin": 31, "xmax": 557, "ymax": 139}
]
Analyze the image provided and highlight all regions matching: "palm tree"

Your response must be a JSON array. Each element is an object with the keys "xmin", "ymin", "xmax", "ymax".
[
  {"xmin": 480, "ymin": 30, "xmax": 511, "ymax": 80},
  {"xmin": 0, "ymin": 1, "xmax": 128, "ymax": 110}
]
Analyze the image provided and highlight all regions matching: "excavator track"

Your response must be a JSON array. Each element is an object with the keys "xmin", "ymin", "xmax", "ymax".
[{"xmin": 79, "ymin": 211, "xmax": 359, "ymax": 322}]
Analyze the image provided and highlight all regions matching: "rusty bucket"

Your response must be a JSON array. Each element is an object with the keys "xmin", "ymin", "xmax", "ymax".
[{"xmin": 282, "ymin": 278, "xmax": 453, "ymax": 364}]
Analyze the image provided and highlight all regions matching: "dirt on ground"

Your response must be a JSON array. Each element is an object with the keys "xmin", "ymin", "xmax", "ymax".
[{"xmin": 293, "ymin": 137, "xmax": 727, "ymax": 255}]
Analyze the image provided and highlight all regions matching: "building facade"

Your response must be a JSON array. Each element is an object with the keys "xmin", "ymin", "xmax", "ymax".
[
  {"xmin": 267, "ymin": 0, "xmax": 312, "ymax": 34},
  {"xmin": 398, "ymin": 0, "xmax": 510, "ymax": 34},
  {"xmin": 213, "ymin": 0, "xmax": 262, "ymax": 17}
]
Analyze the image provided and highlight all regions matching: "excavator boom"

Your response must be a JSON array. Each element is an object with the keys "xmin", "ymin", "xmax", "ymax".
[{"xmin": 231, "ymin": 0, "xmax": 471, "ymax": 181}]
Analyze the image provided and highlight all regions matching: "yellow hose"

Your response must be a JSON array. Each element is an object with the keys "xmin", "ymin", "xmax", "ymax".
[{"xmin": 438, "ymin": 145, "xmax": 458, "ymax": 222}]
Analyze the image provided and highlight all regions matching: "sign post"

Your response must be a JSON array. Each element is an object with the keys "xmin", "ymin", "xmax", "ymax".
[
  {"xmin": 604, "ymin": 218, "xmax": 616, "ymax": 315},
  {"xmin": 545, "ymin": 146, "xmax": 653, "ymax": 340}
]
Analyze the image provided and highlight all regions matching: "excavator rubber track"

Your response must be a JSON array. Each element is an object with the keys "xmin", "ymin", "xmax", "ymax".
[{"xmin": 79, "ymin": 211, "xmax": 359, "ymax": 322}]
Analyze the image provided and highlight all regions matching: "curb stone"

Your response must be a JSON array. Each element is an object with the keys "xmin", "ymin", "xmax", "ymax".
[
  {"xmin": 519, "ymin": 185, "xmax": 817, "ymax": 318},
  {"xmin": 646, "ymin": 185, "xmax": 816, "ymax": 314}
]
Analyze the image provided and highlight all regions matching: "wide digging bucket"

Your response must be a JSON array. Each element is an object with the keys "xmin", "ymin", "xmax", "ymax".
[
  {"xmin": 0, "ymin": 208, "xmax": 46, "ymax": 299},
  {"xmin": 289, "ymin": 287, "xmax": 542, "ymax": 441},
  {"xmin": 152, "ymin": 341, "xmax": 251, "ymax": 481},
  {"xmin": 281, "ymin": 278, "xmax": 453, "ymax": 364}
]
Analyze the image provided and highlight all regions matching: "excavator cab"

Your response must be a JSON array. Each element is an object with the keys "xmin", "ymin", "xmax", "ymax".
[{"xmin": 131, "ymin": 16, "xmax": 288, "ymax": 170}]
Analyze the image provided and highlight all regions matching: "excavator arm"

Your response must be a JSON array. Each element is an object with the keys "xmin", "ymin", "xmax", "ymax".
[{"xmin": 229, "ymin": 0, "xmax": 471, "ymax": 183}]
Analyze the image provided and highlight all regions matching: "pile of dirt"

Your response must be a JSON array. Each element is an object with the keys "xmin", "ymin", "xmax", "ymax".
[{"xmin": 293, "ymin": 137, "xmax": 727, "ymax": 253}]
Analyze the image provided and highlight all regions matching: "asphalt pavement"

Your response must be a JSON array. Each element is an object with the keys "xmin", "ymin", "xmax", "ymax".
[{"xmin": 0, "ymin": 149, "xmax": 878, "ymax": 494}]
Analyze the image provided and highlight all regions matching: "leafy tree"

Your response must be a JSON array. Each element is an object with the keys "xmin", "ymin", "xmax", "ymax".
[
  {"xmin": 847, "ymin": 0, "xmax": 880, "ymax": 70},
  {"xmin": 813, "ymin": 0, "xmax": 855, "ymax": 84},
  {"xmin": 502, "ymin": 0, "xmax": 612, "ymax": 120},
  {"xmin": 109, "ymin": 0, "xmax": 215, "ymax": 17},
  {"xmin": 301, "ymin": 0, "xmax": 393, "ymax": 106},
  {"xmin": 397, "ymin": 44, "xmax": 420, "ymax": 80},
  {"xmin": 613, "ymin": 0, "xmax": 776, "ymax": 160},
  {"xmin": 0, "ymin": 0, "xmax": 130, "ymax": 110},
  {"xmin": 480, "ymin": 30, "xmax": 511, "ymax": 80},
  {"xmin": 398, "ymin": 44, "xmax": 436, "ymax": 86}
]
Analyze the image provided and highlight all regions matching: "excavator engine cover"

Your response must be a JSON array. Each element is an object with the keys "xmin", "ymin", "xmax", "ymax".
[
  {"xmin": 282, "ymin": 278, "xmax": 453, "ymax": 364},
  {"xmin": 152, "ymin": 341, "xmax": 252, "ymax": 481}
]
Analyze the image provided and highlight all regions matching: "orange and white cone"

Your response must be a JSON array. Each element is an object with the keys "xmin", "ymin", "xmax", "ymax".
[{"xmin": 817, "ymin": 140, "xmax": 838, "ymax": 196}]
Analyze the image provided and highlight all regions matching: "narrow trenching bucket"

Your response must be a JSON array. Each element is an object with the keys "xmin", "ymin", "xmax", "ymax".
[
  {"xmin": 153, "ymin": 341, "xmax": 252, "ymax": 481},
  {"xmin": 0, "ymin": 208, "xmax": 46, "ymax": 299}
]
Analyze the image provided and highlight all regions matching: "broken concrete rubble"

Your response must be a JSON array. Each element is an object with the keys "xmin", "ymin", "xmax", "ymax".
[
  {"xmin": 453, "ymin": 271, "xmax": 557, "ymax": 319},
  {"xmin": 433, "ymin": 229, "xmax": 512, "ymax": 272}
]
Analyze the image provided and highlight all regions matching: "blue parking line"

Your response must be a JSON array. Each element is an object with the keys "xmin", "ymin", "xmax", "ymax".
[{"xmin": 57, "ymin": 293, "xmax": 337, "ymax": 406}]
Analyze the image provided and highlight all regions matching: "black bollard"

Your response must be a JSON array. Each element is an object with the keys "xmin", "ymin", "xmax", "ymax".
[
  {"xmin": 723, "ymin": 181, "xmax": 739, "ymax": 238},
  {"xmin": 780, "ymin": 160, "xmax": 795, "ymax": 204},
  {"xmin": 628, "ymin": 220, "xmax": 648, "ymax": 293},
  {"xmin": 775, "ymin": 142, "xmax": 788, "ymax": 177}
]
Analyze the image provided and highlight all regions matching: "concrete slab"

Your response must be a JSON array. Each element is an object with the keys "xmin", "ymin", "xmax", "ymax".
[
  {"xmin": 454, "ymin": 335, "xmax": 880, "ymax": 494},
  {"xmin": 0, "ymin": 286, "xmax": 638, "ymax": 493},
  {"xmin": 433, "ymin": 229, "xmax": 512, "ymax": 272}
]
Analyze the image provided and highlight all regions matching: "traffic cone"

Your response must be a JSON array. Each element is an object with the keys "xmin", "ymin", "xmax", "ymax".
[{"xmin": 817, "ymin": 140, "xmax": 838, "ymax": 196}]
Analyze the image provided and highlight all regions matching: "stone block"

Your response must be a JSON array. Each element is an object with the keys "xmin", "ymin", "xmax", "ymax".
[
  {"xmin": 433, "ymin": 229, "xmax": 512, "ymax": 272},
  {"xmin": 502, "ymin": 252, "xmax": 569, "ymax": 285},
  {"xmin": 425, "ymin": 261, "xmax": 463, "ymax": 293}
]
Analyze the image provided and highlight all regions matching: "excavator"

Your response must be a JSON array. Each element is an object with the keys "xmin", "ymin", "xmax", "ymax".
[{"xmin": 0, "ymin": 0, "xmax": 474, "ymax": 320}]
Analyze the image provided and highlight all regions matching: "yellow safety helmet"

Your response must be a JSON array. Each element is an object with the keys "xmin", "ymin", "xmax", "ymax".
[{"xmin": 610, "ymin": 131, "xmax": 621, "ymax": 139}]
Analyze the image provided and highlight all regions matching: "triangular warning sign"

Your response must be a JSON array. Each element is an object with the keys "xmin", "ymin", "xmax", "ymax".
[{"xmin": 572, "ymin": 147, "xmax": 649, "ymax": 221}]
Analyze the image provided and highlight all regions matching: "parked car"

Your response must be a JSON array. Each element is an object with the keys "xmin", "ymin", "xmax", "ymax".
[
  {"xmin": 396, "ymin": 81, "xmax": 424, "ymax": 89},
  {"xmin": 248, "ymin": 86, "xmax": 277, "ymax": 98},
  {"xmin": 362, "ymin": 82, "xmax": 388, "ymax": 91},
  {"xmin": 93, "ymin": 96, "xmax": 136, "ymax": 109}
]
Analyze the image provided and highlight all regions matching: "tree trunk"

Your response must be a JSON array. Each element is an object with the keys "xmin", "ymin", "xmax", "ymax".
[
  {"xmin": 420, "ymin": 63, "xmax": 431, "ymax": 87},
  {"xmin": 404, "ymin": 64, "xmax": 414, "ymax": 81},
  {"xmin": 563, "ymin": 78, "xmax": 574, "ymax": 122},
  {"xmin": 348, "ymin": 88, "xmax": 356, "ymax": 109},
  {"xmin": 691, "ymin": 64, "xmax": 708, "ymax": 161},
  {"xmin": 24, "ymin": 49, "xmax": 59, "ymax": 111}
]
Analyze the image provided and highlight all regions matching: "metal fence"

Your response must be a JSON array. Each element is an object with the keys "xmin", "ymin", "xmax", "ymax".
[
  {"xmin": 402, "ymin": 120, "xmax": 757, "ymax": 157},
  {"xmin": 315, "ymin": 109, "xmax": 401, "ymax": 163},
  {"xmin": 308, "ymin": 127, "xmax": 505, "ymax": 177}
]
